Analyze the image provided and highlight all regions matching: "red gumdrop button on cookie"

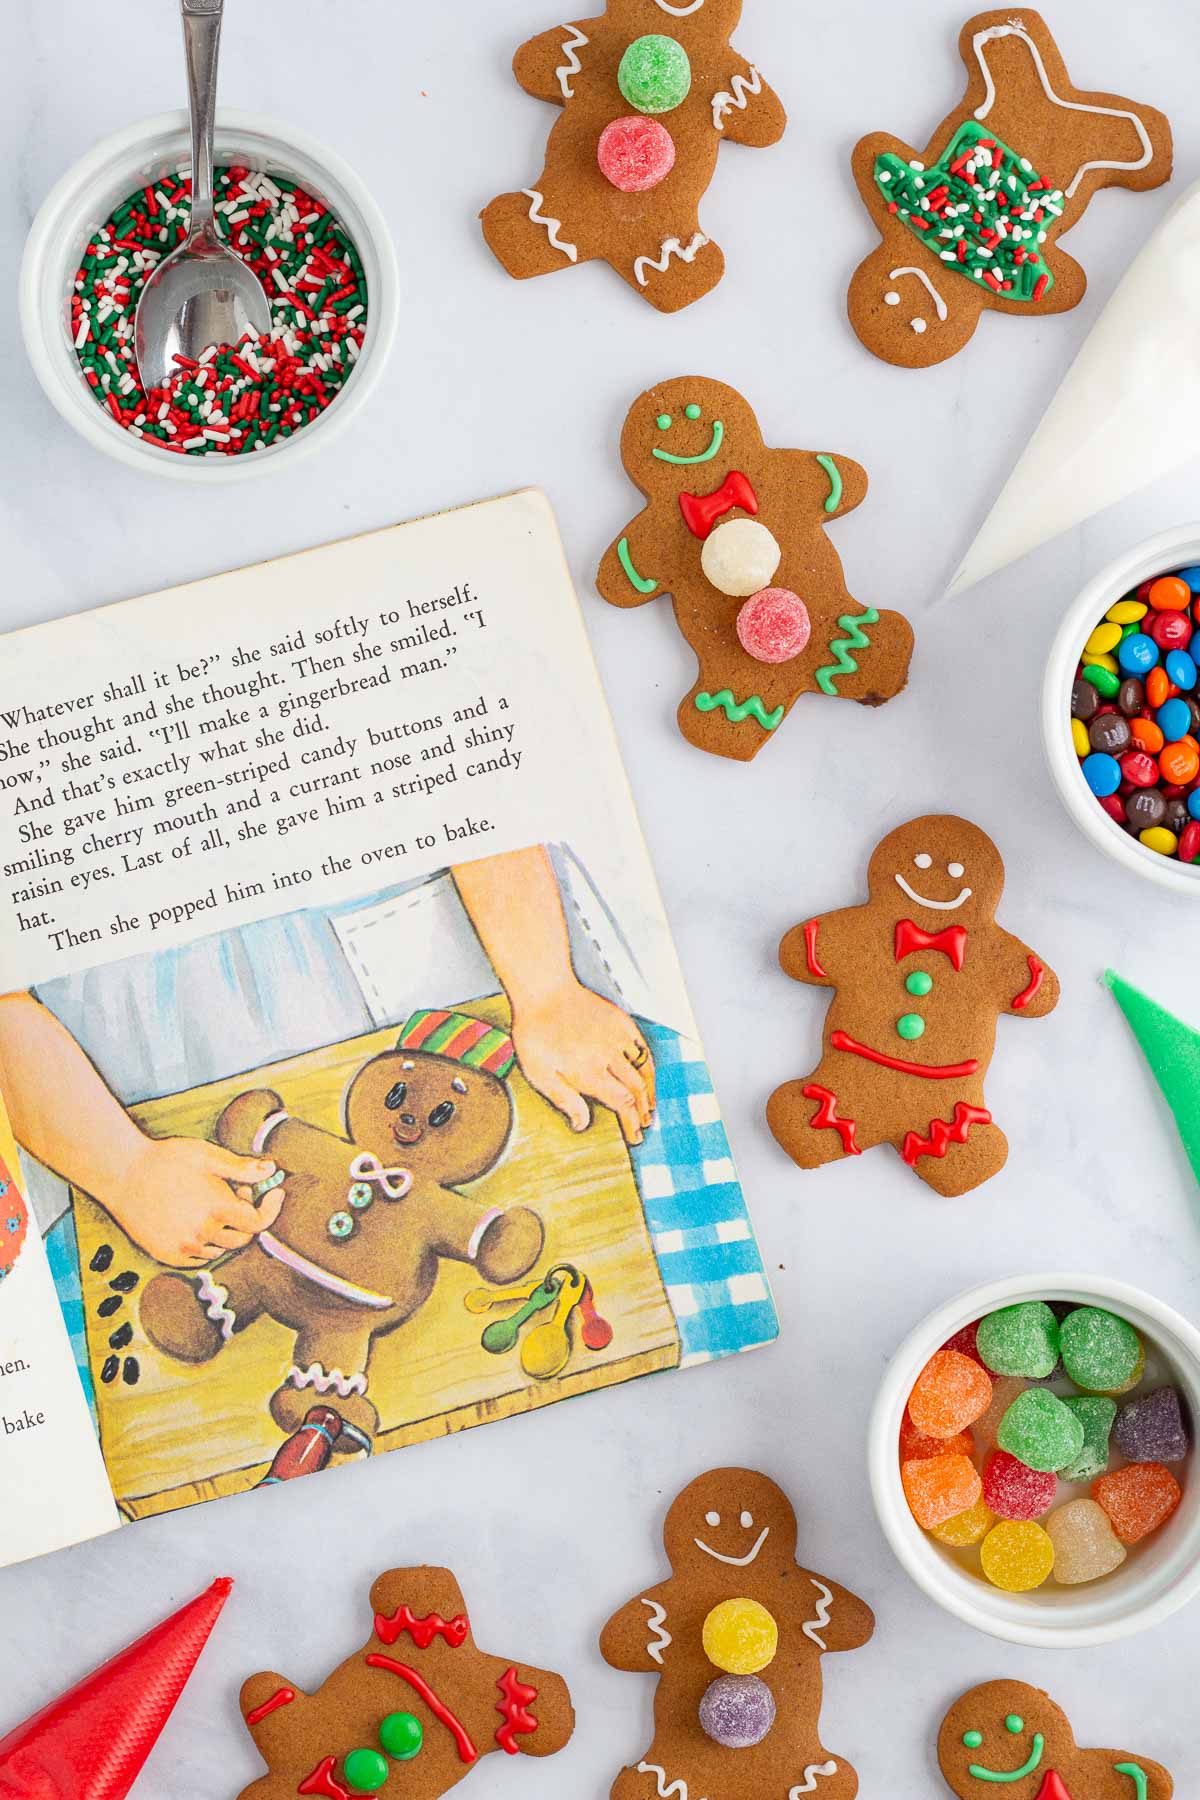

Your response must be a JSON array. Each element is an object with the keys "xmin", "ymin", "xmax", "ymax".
[
  {"xmin": 597, "ymin": 116, "xmax": 676, "ymax": 192},
  {"xmin": 982, "ymin": 1449, "xmax": 1057, "ymax": 1521},
  {"xmin": 736, "ymin": 588, "xmax": 810, "ymax": 664},
  {"xmin": 907, "ymin": 1348, "xmax": 993, "ymax": 1438}
]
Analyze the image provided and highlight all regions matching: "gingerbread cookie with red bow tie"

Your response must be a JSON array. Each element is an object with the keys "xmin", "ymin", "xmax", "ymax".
[
  {"xmin": 939, "ymin": 1681, "xmax": 1172, "ymax": 1800},
  {"xmin": 767, "ymin": 816, "xmax": 1059, "ymax": 1196},
  {"xmin": 597, "ymin": 377, "xmax": 914, "ymax": 762}
]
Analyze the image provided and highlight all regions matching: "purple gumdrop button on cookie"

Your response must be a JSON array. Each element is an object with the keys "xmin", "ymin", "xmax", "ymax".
[
  {"xmin": 698, "ymin": 1674, "xmax": 777, "ymax": 1749},
  {"xmin": 1115, "ymin": 1385, "xmax": 1190, "ymax": 1464}
]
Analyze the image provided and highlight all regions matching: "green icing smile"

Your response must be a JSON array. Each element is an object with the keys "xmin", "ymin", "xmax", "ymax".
[
  {"xmin": 653, "ymin": 419, "xmax": 724, "ymax": 464},
  {"xmin": 968, "ymin": 1735, "xmax": 1045, "ymax": 1783}
]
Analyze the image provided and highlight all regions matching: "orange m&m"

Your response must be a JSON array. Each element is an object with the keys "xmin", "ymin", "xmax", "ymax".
[
  {"xmin": 1160, "ymin": 739, "xmax": 1200, "ymax": 785},
  {"xmin": 1146, "ymin": 666, "xmax": 1176, "ymax": 708},
  {"xmin": 1149, "ymin": 576, "xmax": 1192, "ymax": 611},
  {"xmin": 1130, "ymin": 717, "xmax": 1164, "ymax": 754}
]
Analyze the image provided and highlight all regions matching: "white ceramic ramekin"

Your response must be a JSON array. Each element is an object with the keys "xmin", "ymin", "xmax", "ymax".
[
  {"xmin": 1042, "ymin": 526, "xmax": 1200, "ymax": 895},
  {"xmin": 20, "ymin": 109, "xmax": 398, "ymax": 482},
  {"xmin": 869, "ymin": 1274, "xmax": 1200, "ymax": 1647}
]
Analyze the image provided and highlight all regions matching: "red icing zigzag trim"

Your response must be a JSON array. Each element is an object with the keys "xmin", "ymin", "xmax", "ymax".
[
  {"xmin": 365, "ymin": 1654, "xmax": 478, "ymax": 1764},
  {"xmin": 1012, "ymin": 954, "xmax": 1044, "ymax": 1011},
  {"xmin": 298, "ymin": 1757, "xmax": 351, "ymax": 1800},
  {"xmin": 374, "ymin": 1604, "xmax": 470, "ymax": 1649},
  {"xmin": 901, "ymin": 1103, "xmax": 992, "ymax": 1167},
  {"xmin": 495, "ymin": 1666, "xmax": 539, "ymax": 1755},
  {"xmin": 802, "ymin": 1084, "xmax": 861, "ymax": 1156}
]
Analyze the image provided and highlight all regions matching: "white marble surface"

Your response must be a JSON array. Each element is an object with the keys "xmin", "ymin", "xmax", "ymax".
[{"xmin": 4, "ymin": 0, "xmax": 1200, "ymax": 1793}]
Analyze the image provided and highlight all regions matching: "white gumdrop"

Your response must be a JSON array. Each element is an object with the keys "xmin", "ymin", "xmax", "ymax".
[{"xmin": 700, "ymin": 519, "xmax": 782, "ymax": 598}]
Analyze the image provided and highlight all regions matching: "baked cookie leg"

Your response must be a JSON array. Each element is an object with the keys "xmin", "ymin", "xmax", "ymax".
[
  {"xmin": 900, "ymin": 1113, "xmax": 1009, "ymax": 1198},
  {"xmin": 614, "ymin": 223, "xmax": 726, "ymax": 314},
  {"xmin": 140, "ymin": 1246, "xmax": 265, "ymax": 1362},
  {"xmin": 678, "ymin": 674, "xmax": 787, "ymax": 762},
  {"xmin": 812, "ymin": 604, "xmax": 915, "ymax": 707},
  {"xmin": 272, "ymin": 1316, "xmax": 378, "ymax": 1445},
  {"xmin": 767, "ymin": 1074, "xmax": 878, "ymax": 1169},
  {"xmin": 481, "ymin": 176, "xmax": 587, "ymax": 282}
]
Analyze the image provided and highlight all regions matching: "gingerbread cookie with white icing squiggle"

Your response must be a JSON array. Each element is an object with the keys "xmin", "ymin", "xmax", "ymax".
[{"xmin": 848, "ymin": 10, "xmax": 1172, "ymax": 367}]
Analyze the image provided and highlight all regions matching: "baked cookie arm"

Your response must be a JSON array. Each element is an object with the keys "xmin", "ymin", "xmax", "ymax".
[
  {"xmin": 598, "ymin": 511, "xmax": 668, "ymax": 608},
  {"xmin": 799, "ymin": 449, "xmax": 868, "ymax": 521},
  {"xmin": 512, "ymin": 22, "xmax": 596, "ymax": 106},
  {"xmin": 239, "ymin": 1670, "xmax": 314, "ymax": 1760},
  {"xmin": 215, "ymin": 1087, "xmax": 288, "ymax": 1155},
  {"xmin": 779, "ymin": 908, "xmax": 862, "ymax": 987},
  {"xmin": 797, "ymin": 1570, "xmax": 875, "ymax": 1652},
  {"xmin": 711, "ymin": 54, "xmax": 787, "ymax": 148},
  {"xmin": 995, "ymin": 928, "xmax": 1060, "ymax": 1018},
  {"xmin": 1105, "ymin": 1753, "xmax": 1173, "ymax": 1800},
  {"xmin": 599, "ymin": 1581, "xmax": 676, "ymax": 1672},
  {"xmin": 482, "ymin": 1656, "xmax": 575, "ymax": 1756}
]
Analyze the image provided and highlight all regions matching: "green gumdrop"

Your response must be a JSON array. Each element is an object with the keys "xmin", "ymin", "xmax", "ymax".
[
  {"xmin": 379, "ymin": 1712, "xmax": 423, "ymax": 1761},
  {"xmin": 343, "ymin": 1747, "xmax": 389, "ymax": 1793},
  {"xmin": 976, "ymin": 1302, "xmax": 1061, "ymax": 1379},
  {"xmin": 996, "ymin": 1387, "xmax": 1086, "ymax": 1473},
  {"xmin": 1060, "ymin": 1307, "xmax": 1142, "ymax": 1393},
  {"xmin": 1060, "ymin": 1395, "xmax": 1118, "ymax": 1482},
  {"xmin": 618, "ymin": 34, "xmax": 692, "ymax": 114}
]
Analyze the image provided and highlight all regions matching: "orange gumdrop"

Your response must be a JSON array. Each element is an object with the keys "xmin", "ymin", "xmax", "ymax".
[
  {"xmin": 1149, "ymin": 576, "xmax": 1192, "ymax": 611},
  {"xmin": 1146, "ymin": 667, "xmax": 1172, "ymax": 708},
  {"xmin": 1160, "ymin": 740, "xmax": 1200, "ymax": 785},
  {"xmin": 1093, "ymin": 1462, "xmax": 1182, "ymax": 1544},
  {"xmin": 907, "ymin": 1348, "xmax": 993, "ymax": 1438},
  {"xmin": 1131, "ymin": 717, "xmax": 1165, "ymax": 754},
  {"xmin": 899, "ymin": 1411, "xmax": 975, "ymax": 1463},
  {"xmin": 902, "ymin": 1453, "xmax": 982, "ymax": 1529}
]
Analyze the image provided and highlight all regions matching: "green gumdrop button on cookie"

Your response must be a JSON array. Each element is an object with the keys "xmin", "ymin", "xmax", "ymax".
[
  {"xmin": 996, "ymin": 1387, "xmax": 1086, "ymax": 1473},
  {"xmin": 976, "ymin": 1301, "xmax": 1061, "ymax": 1379},
  {"xmin": 618, "ymin": 35, "xmax": 692, "ymax": 114}
]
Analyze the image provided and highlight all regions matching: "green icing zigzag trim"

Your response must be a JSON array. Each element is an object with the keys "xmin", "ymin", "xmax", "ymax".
[
  {"xmin": 696, "ymin": 689, "xmax": 785, "ymax": 731},
  {"xmin": 816, "ymin": 608, "xmax": 880, "ymax": 695}
]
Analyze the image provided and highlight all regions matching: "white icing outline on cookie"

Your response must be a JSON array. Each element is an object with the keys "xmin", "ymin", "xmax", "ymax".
[
  {"xmin": 634, "ymin": 232, "xmax": 710, "ymax": 287},
  {"xmin": 520, "ymin": 188, "xmax": 579, "ymax": 263},
  {"xmin": 638, "ymin": 1764, "xmax": 691, "ymax": 1799},
  {"xmin": 654, "ymin": 0, "xmax": 706, "ymax": 14},
  {"xmin": 693, "ymin": 1523, "xmax": 770, "ymax": 1565},
  {"xmin": 801, "ymin": 1577, "xmax": 834, "ymax": 1649},
  {"xmin": 894, "ymin": 873, "xmax": 973, "ymax": 911},
  {"xmin": 555, "ymin": 25, "xmax": 588, "ymax": 100},
  {"xmin": 288, "ymin": 1362, "xmax": 368, "ymax": 1399},
  {"xmin": 790, "ymin": 1763, "xmax": 840, "ymax": 1796},
  {"xmin": 641, "ymin": 1597, "xmax": 672, "ymax": 1664},
  {"xmin": 713, "ymin": 65, "xmax": 762, "ymax": 131}
]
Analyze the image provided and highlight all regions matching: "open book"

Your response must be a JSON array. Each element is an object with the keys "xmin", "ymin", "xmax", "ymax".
[{"xmin": 0, "ymin": 490, "xmax": 777, "ymax": 1571}]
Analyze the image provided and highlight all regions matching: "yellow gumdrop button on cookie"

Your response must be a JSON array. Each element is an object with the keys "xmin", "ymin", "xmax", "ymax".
[{"xmin": 701, "ymin": 1597, "xmax": 778, "ymax": 1674}]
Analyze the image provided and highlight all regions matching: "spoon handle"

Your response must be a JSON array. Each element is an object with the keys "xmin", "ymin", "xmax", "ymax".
[{"xmin": 181, "ymin": 0, "xmax": 224, "ymax": 235}]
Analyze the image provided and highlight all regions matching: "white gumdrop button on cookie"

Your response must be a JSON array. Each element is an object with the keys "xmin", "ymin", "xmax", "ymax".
[{"xmin": 701, "ymin": 519, "xmax": 782, "ymax": 598}]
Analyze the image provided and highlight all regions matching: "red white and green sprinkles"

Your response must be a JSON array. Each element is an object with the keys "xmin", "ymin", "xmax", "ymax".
[
  {"xmin": 875, "ymin": 120, "xmax": 1059, "ymax": 303},
  {"xmin": 71, "ymin": 166, "xmax": 368, "ymax": 457}
]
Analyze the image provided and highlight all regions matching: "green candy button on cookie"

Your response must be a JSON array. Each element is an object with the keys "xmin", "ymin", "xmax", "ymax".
[
  {"xmin": 344, "ymin": 1747, "xmax": 389, "ymax": 1793},
  {"xmin": 618, "ymin": 34, "xmax": 692, "ymax": 114},
  {"xmin": 379, "ymin": 1712, "xmax": 424, "ymax": 1761}
]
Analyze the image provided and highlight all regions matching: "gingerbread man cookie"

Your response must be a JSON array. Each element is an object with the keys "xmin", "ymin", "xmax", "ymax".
[
  {"xmin": 767, "ymin": 817, "xmax": 1059, "ymax": 1196},
  {"xmin": 848, "ymin": 11, "xmax": 1172, "ymax": 368},
  {"xmin": 237, "ymin": 1565, "xmax": 574, "ymax": 1799},
  {"xmin": 939, "ymin": 1681, "xmax": 1173, "ymax": 1800},
  {"xmin": 141, "ymin": 1012, "xmax": 543, "ymax": 1454},
  {"xmin": 600, "ymin": 1468, "xmax": 875, "ymax": 1800},
  {"xmin": 597, "ymin": 377, "xmax": 914, "ymax": 761},
  {"xmin": 481, "ymin": 3, "xmax": 786, "ymax": 312}
]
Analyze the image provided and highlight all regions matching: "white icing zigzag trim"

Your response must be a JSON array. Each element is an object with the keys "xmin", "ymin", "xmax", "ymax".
[
  {"xmin": 712, "ymin": 65, "xmax": 762, "ymax": 131},
  {"xmin": 520, "ymin": 188, "xmax": 579, "ymax": 263},
  {"xmin": 972, "ymin": 21, "xmax": 1153, "ymax": 199},
  {"xmin": 555, "ymin": 25, "xmax": 588, "ymax": 99},
  {"xmin": 634, "ymin": 232, "xmax": 710, "ymax": 288},
  {"xmin": 197, "ymin": 1269, "xmax": 236, "ymax": 1342},
  {"xmin": 637, "ymin": 1765, "xmax": 695, "ymax": 1800},
  {"xmin": 802, "ymin": 1577, "xmax": 834, "ymax": 1650},
  {"xmin": 641, "ymin": 1597, "xmax": 672, "ymax": 1665},
  {"xmin": 288, "ymin": 1363, "xmax": 368, "ymax": 1399},
  {"xmin": 790, "ymin": 1763, "xmax": 839, "ymax": 1797}
]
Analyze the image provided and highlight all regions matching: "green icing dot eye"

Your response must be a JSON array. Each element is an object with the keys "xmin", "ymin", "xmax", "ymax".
[
  {"xmin": 656, "ymin": 414, "xmax": 672, "ymax": 430},
  {"xmin": 685, "ymin": 403, "xmax": 702, "ymax": 419},
  {"xmin": 963, "ymin": 1731, "xmax": 983, "ymax": 1750},
  {"xmin": 1006, "ymin": 1716, "xmax": 1024, "ymax": 1735}
]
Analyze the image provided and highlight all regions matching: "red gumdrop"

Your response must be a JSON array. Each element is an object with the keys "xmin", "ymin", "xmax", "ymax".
[
  {"xmin": 597, "ymin": 116, "xmax": 676, "ymax": 192},
  {"xmin": 1147, "ymin": 611, "xmax": 1193, "ymax": 651},
  {"xmin": 1120, "ymin": 751, "xmax": 1160, "ymax": 788},
  {"xmin": 1098, "ymin": 794, "xmax": 1126, "ymax": 823},
  {"xmin": 982, "ymin": 1450, "xmax": 1057, "ymax": 1521},
  {"xmin": 735, "ymin": 588, "xmax": 810, "ymax": 664}
]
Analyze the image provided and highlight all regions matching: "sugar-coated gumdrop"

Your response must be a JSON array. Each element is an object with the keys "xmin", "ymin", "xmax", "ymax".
[
  {"xmin": 1059, "ymin": 1306, "xmax": 1142, "ymax": 1394},
  {"xmin": 1115, "ymin": 1386, "xmax": 1190, "ymax": 1464},
  {"xmin": 1060, "ymin": 1395, "xmax": 1117, "ymax": 1482},
  {"xmin": 899, "ymin": 1411, "xmax": 974, "ymax": 1463},
  {"xmin": 735, "ymin": 588, "xmax": 811, "ymax": 664},
  {"xmin": 996, "ymin": 1388, "xmax": 1086, "ymax": 1473},
  {"xmin": 930, "ymin": 1498, "xmax": 995, "ymax": 1546},
  {"xmin": 617, "ymin": 34, "xmax": 693, "ymax": 114},
  {"xmin": 701, "ymin": 1598, "xmax": 778, "ymax": 1675},
  {"xmin": 976, "ymin": 1303, "xmax": 1060, "ymax": 1378},
  {"xmin": 902, "ymin": 1453, "xmax": 982, "ymax": 1529},
  {"xmin": 1093, "ymin": 1462, "xmax": 1183, "ymax": 1544},
  {"xmin": 597, "ymin": 116, "xmax": 676, "ymax": 192},
  {"xmin": 979, "ymin": 1520, "xmax": 1055, "ymax": 1592},
  {"xmin": 1046, "ymin": 1498, "xmax": 1128, "ymax": 1585},
  {"xmin": 701, "ymin": 519, "xmax": 782, "ymax": 598},
  {"xmin": 972, "ymin": 1376, "xmax": 1028, "ymax": 1454},
  {"xmin": 982, "ymin": 1450, "xmax": 1057, "ymax": 1521},
  {"xmin": 942, "ymin": 1321, "xmax": 985, "ymax": 1365},
  {"xmin": 698, "ymin": 1674, "xmax": 776, "ymax": 1749},
  {"xmin": 908, "ymin": 1348, "xmax": 993, "ymax": 1439}
]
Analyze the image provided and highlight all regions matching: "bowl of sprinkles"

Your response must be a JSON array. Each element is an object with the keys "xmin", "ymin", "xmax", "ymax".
[
  {"xmin": 1044, "ymin": 526, "xmax": 1200, "ymax": 893},
  {"xmin": 870, "ymin": 1274, "xmax": 1200, "ymax": 1647},
  {"xmin": 21, "ymin": 109, "xmax": 397, "ymax": 478}
]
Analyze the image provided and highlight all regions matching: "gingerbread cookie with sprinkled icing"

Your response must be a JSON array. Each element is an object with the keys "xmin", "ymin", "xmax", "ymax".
[
  {"xmin": 939, "ymin": 1681, "xmax": 1173, "ymax": 1800},
  {"xmin": 600, "ymin": 1468, "xmax": 874, "ymax": 1800},
  {"xmin": 481, "ymin": 2, "xmax": 786, "ymax": 312},
  {"xmin": 236, "ymin": 1565, "xmax": 574, "ymax": 1799},
  {"xmin": 597, "ymin": 377, "xmax": 914, "ymax": 761},
  {"xmin": 768, "ymin": 816, "xmax": 1059, "ymax": 1196},
  {"xmin": 848, "ymin": 10, "xmax": 1172, "ymax": 367}
]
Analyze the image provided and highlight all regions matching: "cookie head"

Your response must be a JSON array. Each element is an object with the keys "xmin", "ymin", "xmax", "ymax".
[
  {"xmin": 663, "ymin": 1468, "xmax": 798, "ymax": 1574},
  {"xmin": 346, "ymin": 1016, "xmax": 514, "ymax": 1184},
  {"xmin": 621, "ymin": 378, "xmax": 764, "ymax": 501},
  {"xmin": 867, "ymin": 815, "xmax": 1005, "ymax": 928},
  {"xmin": 939, "ymin": 1682, "xmax": 1074, "ymax": 1798},
  {"xmin": 610, "ymin": 0, "xmax": 743, "ymax": 37}
]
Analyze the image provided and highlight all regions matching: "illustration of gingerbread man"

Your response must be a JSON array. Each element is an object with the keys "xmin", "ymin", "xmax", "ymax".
[
  {"xmin": 237, "ymin": 1565, "xmax": 575, "ymax": 1799},
  {"xmin": 848, "ymin": 10, "xmax": 1172, "ymax": 367},
  {"xmin": 600, "ymin": 1468, "xmax": 875, "ymax": 1800},
  {"xmin": 767, "ymin": 816, "xmax": 1059, "ymax": 1196},
  {"xmin": 482, "ymin": 2, "xmax": 786, "ymax": 311},
  {"xmin": 938, "ymin": 1681, "xmax": 1173, "ymax": 1800},
  {"xmin": 597, "ymin": 377, "xmax": 914, "ymax": 761}
]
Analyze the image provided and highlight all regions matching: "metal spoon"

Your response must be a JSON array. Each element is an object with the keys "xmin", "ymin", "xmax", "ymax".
[{"xmin": 135, "ymin": 0, "xmax": 270, "ymax": 392}]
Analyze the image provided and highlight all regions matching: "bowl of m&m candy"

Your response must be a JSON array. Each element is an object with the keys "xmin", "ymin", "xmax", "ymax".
[
  {"xmin": 1044, "ymin": 528, "xmax": 1200, "ymax": 893},
  {"xmin": 869, "ymin": 1275, "xmax": 1200, "ymax": 1646}
]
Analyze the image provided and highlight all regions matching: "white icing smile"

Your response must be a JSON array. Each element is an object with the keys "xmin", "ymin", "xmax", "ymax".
[
  {"xmin": 655, "ymin": 0, "xmax": 706, "ymax": 12},
  {"xmin": 894, "ymin": 873, "xmax": 973, "ymax": 911},
  {"xmin": 694, "ymin": 1524, "xmax": 770, "ymax": 1566}
]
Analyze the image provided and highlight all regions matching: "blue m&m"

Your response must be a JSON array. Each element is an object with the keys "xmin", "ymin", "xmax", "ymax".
[
  {"xmin": 1082, "ymin": 753, "xmax": 1121, "ymax": 797},
  {"xmin": 1156, "ymin": 697, "xmax": 1192, "ymax": 743},
  {"xmin": 1165, "ymin": 648, "xmax": 1198, "ymax": 691},
  {"xmin": 1117, "ymin": 633, "xmax": 1159, "ymax": 677}
]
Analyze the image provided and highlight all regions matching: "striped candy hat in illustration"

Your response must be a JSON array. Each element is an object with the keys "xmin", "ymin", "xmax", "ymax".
[{"xmin": 397, "ymin": 1009, "xmax": 516, "ymax": 1080}]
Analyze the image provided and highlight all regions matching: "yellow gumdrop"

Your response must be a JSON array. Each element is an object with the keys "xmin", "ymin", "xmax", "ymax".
[
  {"xmin": 1139, "ymin": 827, "xmax": 1179, "ymax": 858},
  {"xmin": 1071, "ymin": 718, "xmax": 1090, "ymax": 759},
  {"xmin": 701, "ymin": 1598, "xmax": 778, "ymax": 1674},
  {"xmin": 1106, "ymin": 600, "xmax": 1148, "ymax": 624},
  {"xmin": 931, "ymin": 1498, "xmax": 995, "ymax": 1547},
  {"xmin": 1084, "ymin": 622, "xmax": 1122, "ymax": 658},
  {"xmin": 979, "ymin": 1521, "xmax": 1054, "ymax": 1592}
]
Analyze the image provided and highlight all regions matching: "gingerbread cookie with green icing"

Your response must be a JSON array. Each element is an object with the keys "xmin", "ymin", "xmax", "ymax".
[
  {"xmin": 768, "ymin": 816, "xmax": 1059, "ymax": 1196},
  {"xmin": 597, "ymin": 377, "xmax": 914, "ymax": 761},
  {"xmin": 237, "ymin": 1565, "xmax": 574, "ymax": 1799},
  {"xmin": 848, "ymin": 10, "xmax": 1172, "ymax": 368},
  {"xmin": 939, "ymin": 1681, "xmax": 1172, "ymax": 1800},
  {"xmin": 481, "ymin": 1, "xmax": 786, "ymax": 312}
]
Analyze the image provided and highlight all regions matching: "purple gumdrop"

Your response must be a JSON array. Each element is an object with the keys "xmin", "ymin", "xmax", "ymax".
[
  {"xmin": 1115, "ymin": 1386, "xmax": 1190, "ymax": 1464},
  {"xmin": 698, "ymin": 1674, "xmax": 776, "ymax": 1750}
]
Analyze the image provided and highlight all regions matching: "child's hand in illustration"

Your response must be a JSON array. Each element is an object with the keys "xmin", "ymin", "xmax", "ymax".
[
  {"xmin": 513, "ymin": 981, "xmax": 656, "ymax": 1146},
  {"xmin": 101, "ymin": 1137, "xmax": 285, "ymax": 1267}
]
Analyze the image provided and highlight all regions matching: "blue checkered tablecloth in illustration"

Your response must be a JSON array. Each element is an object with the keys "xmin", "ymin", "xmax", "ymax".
[{"xmin": 629, "ymin": 1020, "xmax": 778, "ymax": 1366}]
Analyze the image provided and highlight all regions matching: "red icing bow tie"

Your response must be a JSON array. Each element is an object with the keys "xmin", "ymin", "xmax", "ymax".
[
  {"xmin": 894, "ymin": 918, "xmax": 967, "ymax": 969},
  {"xmin": 679, "ymin": 470, "xmax": 758, "ymax": 540}
]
